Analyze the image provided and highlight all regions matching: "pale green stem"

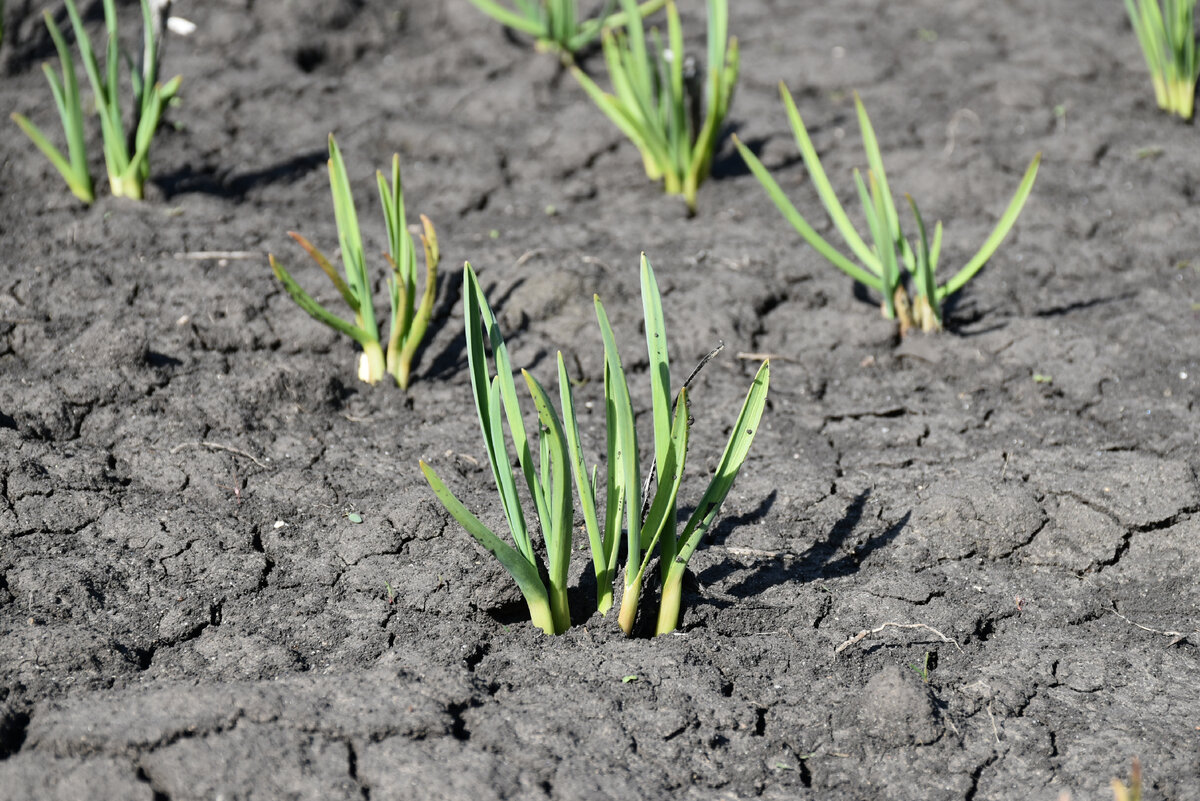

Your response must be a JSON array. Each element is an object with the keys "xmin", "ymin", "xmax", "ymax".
[
  {"xmin": 596, "ymin": 567, "xmax": 614, "ymax": 616},
  {"xmin": 357, "ymin": 340, "xmax": 386, "ymax": 384},
  {"xmin": 549, "ymin": 583, "xmax": 571, "ymax": 635},
  {"xmin": 527, "ymin": 596, "xmax": 557, "ymax": 636},
  {"xmin": 655, "ymin": 571, "xmax": 683, "ymax": 635},
  {"xmin": 109, "ymin": 172, "xmax": 144, "ymax": 200},
  {"xmin": 617, "ymin": 580, "xmax": 641, "ymax": 635}
]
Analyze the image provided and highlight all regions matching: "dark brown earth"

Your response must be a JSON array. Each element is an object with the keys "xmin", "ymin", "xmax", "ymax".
[{"xmin": 2, "ymin": 0, "xmax": 1199, "ymax": 799}]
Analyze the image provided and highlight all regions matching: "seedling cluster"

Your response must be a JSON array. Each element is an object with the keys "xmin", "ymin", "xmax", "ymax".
[
  {"xmin": 465, "ymin": 0, "xmax": 666, "ymax": 58},
  {"xmin": 1126, "ymin": 0, "xmax": 1198, "ymax": 120},
  {"xmin": 269, "ymin": 136, "xmax": 440, "ymax": 389},
  {"xmin": 422, "ymin": 257, "xmax": 767, "ymax": 635},
  {"xmin": 12, "ymin": 0, "xmax": 180, "ymax": 202},
  {"xmin": 570, "ymin": 0, "xmax": 738, "ymax": 213},
  {"xmin": 734, "ymin": 85, "xmax": 1040, "ymax": 332}
]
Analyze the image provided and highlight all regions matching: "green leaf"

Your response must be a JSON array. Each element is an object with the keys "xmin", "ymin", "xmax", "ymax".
[
  {"xmin": 658, "ymin": 360, "xmax": 770, "ymax": 635},
  {"xmin": 392, "ymin": 215, "xmax": 439, "ymax": 390},
  {"xmin": 11, "ymin": 112, "xmax": 92, "ymax": 203},
  {"xmin": 595, "ymin": 294, "xmax": 642, "ymax": 582},
  {"xmin": 464, "ymin": 0, "xmax": 546, "ymax": 36},
  {"xmin": 570, "ymin": 64, "xmax": 655, "ymax": 160},
  {"xmin": 684, "ymin": 32, "xmax": 739, "ymax": 209},
  {"xmin": 631, "ymin": 386, "xmax": 690, "ymax": 586},
  {"xmin": 269, "ymin": 254, "xmax": 373, "ymax": 346},
  {"xmin": 732, "ymin": 133, "xmax": 883, "ymax": 292},
  {"xmin": 287, "ymin": 232, "xmax": 359, "ymax": 311},
  {"xmin": 672, "ymin": 360, "xmax": 770, "ymax": 566},
  {"xmin": 601, "ymin": 0, "xmax": 665, "ymax": 27},
  {"xmin": 421, "ymin": 460, "xmax": 556, "ymax": 635},
  {"xmin": 706, "ymin": 0, "xmax": 727, "ymax": 78},
  {"xmin": 327, "ymin": 135, "xmax": 379, "ymax": 341},
  {"xmin": 376, "ymin": 154, "xmax": 411, "ymax": 293},
  {"xmin": 852, "ymin": 168, "xmax": 897, "ymax": 317},
  {"xmin": 779, "ymin": 84, "xmax": 880, "ymax": 273},
  {"xmin": 522, "ymin": 369, "xmax": 574, "ymax": 633},
  {"xmin": 906, "ymin": 193, "xmax": 938, "ymax": 330},
  {"xmin": 558, "ymin": 352, "xmax": 614, "ymax": 612},
  {"xmin": 463, "ymin": 265, "xmax": 535, "ymax": 564},
  {"xmin": 854, "ymin": 92, "xmax": 913, "ymax": 272},
  {"xmin": 601, "ymin": 358, "xmax": 626, "ymax": 590},
  {"xmin": 868, "ymin": 170, "xmax": 901, "ymax": 308},
  {"xmin": 472, "ymin": 268, "xmax": 550, "ymax": 532},
  {"xmin": 641, "ymin": 255, "xmax": 673, "ymax": 483},
  {"xmin": 13, "ymin": 10, "xmax": 93, "ymax": 203},
  {"xmin": 906, "ymin": 194, "xmax": 937, "ymax": 307},
  {"xmin": 938, "ymin": 152, "xmax": 1041, "ymax": 301},
  {"xmin": 137, "ymin": 0, "xmax": 158, "ymax": 112}
]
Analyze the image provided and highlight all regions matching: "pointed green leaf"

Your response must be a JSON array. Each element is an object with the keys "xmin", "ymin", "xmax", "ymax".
[
  {"xmin": 779, "ymin": 84, "xmax": 880, "ymax": 273},
  {"xmin": 463, "ymin": 264, "xmax": 535, "ymax": 564},
  {"xmin": 269, "ymin": 254, "xmax": 373, "ymax": 345},
  {"xmin": 595, "ymin": 294, "xmax": 642, "ymax": 581},
  {"xmin": 421, "ymin": 460, "xmax": 555, "ymax": 634},
  {"xmin": 938, "ymin": 152, "xmax": 1041, "ymax": 301},
  {"xmin": 670, "ymin": 359, "xmax": 770, "ymax": 571},
  {"xmin": 733, "ymin": 134, "xmax": 883, "ymax": 292}
]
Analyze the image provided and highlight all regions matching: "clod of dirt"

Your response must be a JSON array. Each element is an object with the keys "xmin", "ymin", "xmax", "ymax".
[
  {"xmin": 857, "ymin": 664, "xmax": 941, "ymax": 747},
  {"xmin": 895, "ymin": 477, "xmax": 1045, "ymax": 564}
]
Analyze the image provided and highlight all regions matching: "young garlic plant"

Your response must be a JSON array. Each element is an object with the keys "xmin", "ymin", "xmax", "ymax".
[
  {"xmin": 466, "ymin": 0, "xmax": 665, "ymax": 58},
  {"xmin": 734, "ymin": 84, "xmax": 1040, "ymax": 332},
  {"xmin": 587, "ymin": 256, "xmax": 769, "ymax": 634},
  {"xmin": 11, "ymin": 0, "xmax": 181, "ymax": 202},
  {"xmin": 571, "ymin": 0, "xmax": 737, "ymax": 214},
  {"xmin": 1125, "ymin": 0, "xmax": 1198, "ymax": 120},
  {"xmin": 421, "ymin": 264, "xmax": 574, "ymax": 635},
  {"xmin": 423, "ymin": 256, "xmax": 769, "ymax": 637},
  {"xmin": 269, "ymin": 136, "xmax": 439, "ymax": 389}
]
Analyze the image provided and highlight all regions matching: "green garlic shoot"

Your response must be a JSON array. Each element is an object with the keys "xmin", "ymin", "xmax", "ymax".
[
  {"xmin": 269, "ymin": 135, "xmax": 439, "ymax": 389},
  {"xmin": 466, "ymin": 0, "xmax": 666, "ymax": 58},
  {"xmin": 571, "ymin": 0, "xmax": 738, "ymax": 214},
  {"xmin": 421, "ymin": 263, "xmax": 574, "ymax": 635},
  {"xmin": 1125, "ymin": 0, "xmax": 1198, "ymax": 120},
  {"xmin": 587, "ymin": 255, "xmax": 769, "ymax": 635},
  {"xmin": 12, "ymin": 0, "xmax": 181, "ymax": 202},
  {"xmin": 424, "ymin": 256, "xmax": 768, "ymax": 637},
  {"xmin": 734, "ymin": 84, "xmax": 1040, "ymax": 333}
]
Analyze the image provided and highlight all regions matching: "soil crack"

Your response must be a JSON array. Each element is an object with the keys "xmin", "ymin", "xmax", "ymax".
[
  {"xmin": 135, "ymin": 765, "xmax": 171, "ymax": 801},
  {"xmin": 0, "ymin": 709, "xmax": 30, "ymax": 759},
  {"xmin": 344, "ymin": 738, "xmax": 369, "ymax": 801}
]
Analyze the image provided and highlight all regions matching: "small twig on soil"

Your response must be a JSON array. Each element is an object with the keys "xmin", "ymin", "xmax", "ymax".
[
  {"xmin": 986, "ymin": 703, "xmax": 1001, "ymax": 744},
  {"xmin": 943, "ymin": 108, "xmax": 980, "ymax": 157},
  {"xmin": 736, "ymin": 351, "xmax": 786, "ymax": 362},
  {"xmin": 721, "ymin": 545, "xmax": 788, "ymax": 560},
  {"xmin": 834, "ymin": 622, "xmax": 963, "ymax": 654},
  {"xmin": 514, "ymin": 249, "xmax": 550, "ymax": 267},
  {"xmin": 1109, "ymin": 603, "xmax": 1194, "ymax": 647},
  {"xmin": 173, "ymin": 250, "xmax": 260, "ymax": 261},
  {"xmin": 170, "ymin": 441, "xmax": 268, "ymax": 468}
]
